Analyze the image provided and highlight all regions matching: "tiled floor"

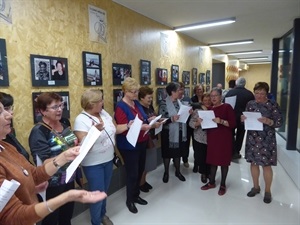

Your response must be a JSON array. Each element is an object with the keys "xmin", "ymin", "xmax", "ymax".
[{"xmin": 72, "ymin": 148, "xmax": 300, "ymax": 225}]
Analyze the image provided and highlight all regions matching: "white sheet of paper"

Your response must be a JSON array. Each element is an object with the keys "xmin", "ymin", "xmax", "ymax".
[
  {"xmin": 126, "ymin": 115, "xmax": 143, "ymax": 147},
  {"xmin": 177, "ymin": 104, "xmax": 192, "ymax": 123},
  {"xmin": 36, "ymin": 155, "xmax": 46, "ymax": 202},
  {"xmin": 143, "ymin": 115, "xmax": 162, "ymax": 136},
  {"xmin": 154, "ymin": 118, "xmax": 168, "ymax": 135},
  {"xmin": 66, "ymin": 126, "xmax": 101, "ymax": 183},
  {"xmin": 197, "ymin": 110, "xmax": 218, "ymax": 129},
  {"xmin": 0, "ymin": 179, "xmax": 20, "ymax": 212},
  {"xmin": 225, "ymin": 95, "xmax": 236, "ymax": 109},
  {"xmin": 243, "ymin": 112, "xmax": 263, "ymax": 131}
]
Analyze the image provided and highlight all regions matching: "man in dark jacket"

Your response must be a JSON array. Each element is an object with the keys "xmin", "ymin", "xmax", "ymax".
[{"xmin": 225, "ymin": 77, "xmax": 254, "ymax": 159}]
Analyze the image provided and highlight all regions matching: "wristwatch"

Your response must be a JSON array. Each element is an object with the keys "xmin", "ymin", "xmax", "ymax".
[{"xmin": 53, "ymin": 158, "xmax": 61, "ymax": 169}]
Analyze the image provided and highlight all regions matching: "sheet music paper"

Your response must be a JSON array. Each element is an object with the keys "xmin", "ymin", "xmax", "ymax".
[
  {"xmin": 197, "ymin": 110, "xmax": 218, "ymax": 129},
  {"xmin": 243, "ymin": 112, "xmax": 263, "ymax": 131},
  {"xmin": 143, "ymin": 115, "xmax": 162, "ymax": 136},
  {"xmin": 225, "ymin": 95, "xmax": 236, "ymax": 109},
  {"xmin": 36, "ymin": 155, "xmax": 46, "ymax": 202},
  {"xmin": 126, "ymin": 115, "xmax": 143, "ymax": 147},
  {"xmin": 0, "ymin": 179, "xmax": 20, "ymax": 212},
  {"xmin": 155, "ymin": 118, "xmax": 168, "ymax": 135},
  {"xmin": 177, "ymin": 104, "xmax": 192, "ymax": 123}
]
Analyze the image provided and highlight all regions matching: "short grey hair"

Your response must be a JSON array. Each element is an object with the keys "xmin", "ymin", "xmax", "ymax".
[{"xmin": 236, "ymin": 77, "xmax": 246, "ymax": 87}]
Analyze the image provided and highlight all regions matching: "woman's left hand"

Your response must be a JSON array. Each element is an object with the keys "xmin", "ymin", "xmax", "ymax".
[
  {"xmin": 35, "ymin": 181, "xmax": 49, "ymax": 193},
  {"xmin": 63, "ymin": 146, "xmax": 81, "ymax": 162},
  {"xmin": 213, "ymin": 117, "xmax": 221, "ymax": 124}
]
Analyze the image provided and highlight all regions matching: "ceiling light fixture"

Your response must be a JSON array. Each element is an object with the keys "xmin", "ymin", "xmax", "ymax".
[
  {"xmin": 247, "ymin": 61, "xmax": 271, "ymax": 65},
  {"xmin": 208, "ymin": 39, "xmax": 254, "ymax": 47},
  {"xmin": 174, "ymin": 17, "xmax": 236, "ymax": 32},
  {"xmin": 227, "ymin": 50, "xmax": 262, "ymax": 56},
  {"xmin": 239, "ymin": 57, "xmax": 269, "ymax": 61}
]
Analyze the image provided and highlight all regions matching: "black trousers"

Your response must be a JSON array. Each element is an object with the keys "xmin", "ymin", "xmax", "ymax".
[
  {"xmin": 182, "ymin": 125, "xmax": 193, "ymax": 163},
  {"xmin": 193, "ymin": 140, "xmax": 210, "ymax": 176},
  {"xmin": 233, "ymin": 121, "xmax": 246, "ymax": 155},
  {"xmin": 120, "ymin": 141, "xmax": 147, "ymax": 203}
]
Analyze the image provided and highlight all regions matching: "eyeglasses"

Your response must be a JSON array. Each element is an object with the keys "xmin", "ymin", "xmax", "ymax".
[
  {"xmin": 210, "ymin": 95, "xmax": 220, "ymax": 98},
  {"xmin": 128, "ymin": 90, "xmax": 139, "ymax": 94},
  {"xmin": 47, "ymin": 103, "xmax": 64, "ymax": 111},
  {"xmin": 4, "ymin": 105, "xmax": 14, "ymax": 111}
]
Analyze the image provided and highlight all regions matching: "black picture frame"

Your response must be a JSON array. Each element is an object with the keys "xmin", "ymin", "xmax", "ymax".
[
  {"xmin": 32, "ymin": 91, "xmax": 70, "ymax": 124},
  {"xmin": 82, "ymin": 51, "xmax": 102, "ymax": 86},
  {"xmin": 0, "ymin": 39, "xmax": 9, "ymax": 86},
  {"xmin": 113, "ymin": 89, "xmax": 124, "ymax": 109},
  {"xmin": 199, "ymin": 72, "xmax": 205, "ymax": 85},
  {"xmin": 184, "ymin": 87, "xmax": 190, "ymax": 98},
  {"xmin": 192, "ymin": 68, "xmax": 197, "ymax": 85},
  {"xmin": 156, "ymin": 68, "xmax": 168, "ymax": 85},
  {"xmin": 182, "ymin": 71, "xmax": 190, "ymax": 85},
  {"xmin": 140, "ymin": 59, "xmax": 151, "ymax": 85},
  {"xmin": 112, "ymin": 63, "xmax": 132, "ymax": 85},
  {"xmin": 206, "ymin": 85, "xmax": 211, "ymax": 92},
  {"xmin": 156, "ymin": 88, "xmax": 167, "ymax": 105},
  {"xmin": 171, "ymin": 64, "xmax": 179, "ymax": 82},
  {"xmin": 206, "ymin": 70, "xmax": 211, "ymax": 85},
  {"xmin": 30, "ymin": 54, "xmax": 69, "ymax": 87}
]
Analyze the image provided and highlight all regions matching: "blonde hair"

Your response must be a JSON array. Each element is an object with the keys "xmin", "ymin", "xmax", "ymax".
[
  {"xmin": 81, "ymin": 89, "xmax": 103, "ymax": 110},
  {"xmin": 122, "ymin": 77, "xmax": 139, "ymax": 92}
]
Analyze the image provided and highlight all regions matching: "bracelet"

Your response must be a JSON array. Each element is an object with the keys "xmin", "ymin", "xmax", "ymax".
[
  {"xmin": 53, "ymin": 158, "xmax": 61, "ymax": 169},
  {"xmin": 45, "ymin": 201, "xmax": 54, "ymax": 213}
]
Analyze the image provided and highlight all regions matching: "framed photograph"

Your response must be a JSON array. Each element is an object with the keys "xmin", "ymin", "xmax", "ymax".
[
  {"xmin": 171, "ymin": 64, "xmax": 179, "ymax": 82},
  {"xmin": 112, "ymin": 63, "xmax": 132, "ymax": 85},
  {"xmin": 184, "ymin": 87, "xmax": 190, "ymax": 98},
  {"xmin": 82, "ymin": 51, "xmax": 102, "ymax": 86},
  {"xmin": 156, "ymin": 68, "xmax": 168, "ymax": 85},
  {"xmin": 206, "ymin": 70, "xmax": 211, "ymax": 85},
  {"xmin": 30, "ymin": 54, "xmax": 68, "ymax": 87},
  {"xmin": 199, "ymin": 72, "xmax": 205, "ymax": 85},
  {"xmin": 182, "ymin": 71, "xmax": 190, "ymax": 85},
  {"xmin": 32, "ymin": 91, "xmax": 70, "ymax": 124},
  {"xmin": 113, "ymin": 89, "xmax": 124, "ymax": 109},
  {"xmin": 0, "ymin": 39, "xmax": 9, "ymax": 86},
  {"xmin": 206, "ymin": 85, "xmax": 211, "ymax": 92},
  {"xmin": 192, "ymin": 68, "xmax": 197, "ymax": 85},
  {"xmin": 140, "ymin": 59, "xmax": 151, "ymax": 85},
  {"xmin": 156, "ymin": 88, "xmax": 167, "ymax": 105}
]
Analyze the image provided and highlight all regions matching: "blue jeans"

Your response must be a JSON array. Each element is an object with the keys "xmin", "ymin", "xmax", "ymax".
[{"xmin": 83, "ymin": 160, "xmax": 113, "ymax": 225}]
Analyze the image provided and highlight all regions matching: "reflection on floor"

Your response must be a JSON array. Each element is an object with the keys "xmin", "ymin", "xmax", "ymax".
[{"xmin": 72, "ymin": 148, "xmax": 299, "ymax": 225}]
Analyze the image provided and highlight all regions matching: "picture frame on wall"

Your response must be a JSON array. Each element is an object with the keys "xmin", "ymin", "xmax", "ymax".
[
  {"xmin": 199, "ymin": 72, "xmax": 205, "ymax": 85},
  {"xmin": 0, "ymin": 39, "xmax": 9, "ymax": 86},
  {"xmin": 206, "ymin": 70, "xmax": 211, "ymax": 85},
  {"xmin": 30, "ymin": 54, "xmax": 69, "ymax": 87},
  {"xmin": 156, "ymin": 88, "xmax": 167, "ymax": 105},
  {"xmin": 140, "ymin": 59, "xmax": 151, "ymax": 85},
  {"xmin": 112, "ymin": 63, "xmax": 132, "ymax": 85},
  {"xmin": 192, "ymin": 68, "xmax": 197, "ymax": 85},
  {"xmin": 184, "ymin": 87, "xmax": 191, "ymax": 98},
  {"xmin": 156, "ymin": 68, "xmax": 168, "ymax": 85},
  {"xmin": 32, "ymin": 91, "xmax": 70, "ymax": 124},
  {"xmin": 182, "ymin": 71, "xmax": 190, "ymax": 85},
  {"xmin": 82, "ymin": 51, "xmax": 102, "ymax": 86},
  {"xmin": 113, "ymin": 89, "xmax": 124, "ymax": 109},
  {"xmin": 171, "ymin": 64, "xmax": 179, "ymax": 82},
  {"xmin": 206, "ymin": 85, "xmax": 211, "ymax": 92}
]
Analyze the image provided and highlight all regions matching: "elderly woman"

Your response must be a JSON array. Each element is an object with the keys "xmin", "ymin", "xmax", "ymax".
[
  {"xmin": 114, "ymin": 77, "xmax": 151, "ymax": 214},
  {"xmin": 158, "ymin": 82, "xmax": 188, "ymax": 183},
  {"xmin": 73, "ymin": 89, "xmax": 115, "ymax": 225},
  {"xmin": 200, "ymin": 87, "xmax": 236, "ymax": 196},
  {"xmin": 0, "ymin": 96, "xmax": 106, "ymax": 225},
  {"xmin": 191, "ymin": 84, "xmax": 204, "ymax": 109},
  {"xmin": 242, "ymin": 82, "xmax": 282, "ymax": 204},
  {"xmin": 29, "ymin": 92, "xmax": 78, "ymax": 225}
]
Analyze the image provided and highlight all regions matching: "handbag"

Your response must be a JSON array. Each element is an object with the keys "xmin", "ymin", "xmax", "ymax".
[{"xmin": 81, "ymin": 113, "xmax": 124, "ymax": 167}]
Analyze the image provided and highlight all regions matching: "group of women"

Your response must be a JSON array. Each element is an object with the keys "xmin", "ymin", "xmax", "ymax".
[{"xmin": 0, "ymin": 78, "xmax": 283, "ymax": 225}]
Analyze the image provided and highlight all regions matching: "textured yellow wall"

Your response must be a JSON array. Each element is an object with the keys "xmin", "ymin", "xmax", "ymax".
[
  {"xmin": 240, "ymin": 64, "xmax": 271, "ymax": 90},
  {"xmin": 0, "ymin": 0, "xmax": 213, "ymax": 155}
]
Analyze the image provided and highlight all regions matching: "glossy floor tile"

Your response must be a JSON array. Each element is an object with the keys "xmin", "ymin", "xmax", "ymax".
[{"xmin": 72, "ymin": 149, "xmax": 300, "ymax": 225}]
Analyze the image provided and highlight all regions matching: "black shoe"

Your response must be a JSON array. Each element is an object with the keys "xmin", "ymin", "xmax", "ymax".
[
  {"xmin": 201, "ymin": 174, "xmax": 207, "ymax": 183},
  {"xmin": 134, "ymin": 197, "xmax": 148, "ymax": 205},
  {"xmin": 175, "ymin": 172, "xmax": 186, "ymax": 181},
  {"xmin": 126, "ymin": 202, "xmax": 138, "ymax": 214},
  {"xmin": 145, "ymin": 182, "xmax": 153, "ymax": 189},
  {"xmin": 232, "ymin": 153, "xmax": 242, "ymax": 160},
  {"xmin": 139, "ymin": 184, "xmax": 149, "ymax": 193},
  {"xmin": 163, "ymin": 172, "xmax": 169, "ymax": 183},
  {"xmin": 193, "ymin": 166, "xmax": 198, "ymax": 173}
]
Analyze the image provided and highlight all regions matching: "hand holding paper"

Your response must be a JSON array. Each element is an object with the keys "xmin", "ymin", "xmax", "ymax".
[
  {"xmin": 242, "ymin": 112, "xmax": 263, "ymax": 131},
  {"xmin": 197, "ymin": 110, "xmax": 217, "ymax": 129}
]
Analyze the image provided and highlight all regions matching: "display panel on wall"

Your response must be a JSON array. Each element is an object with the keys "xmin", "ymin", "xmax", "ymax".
[
  {"xmin": 0, "ymin": 39, "xmax": 9, "ymax": 86},
  {"xmin": 206, "ymin": 70, "xmax": 211, "ymax": 85},
  {"xmin": 199, "ymin": 72, "xmax": 205, "ymax": 85},
  {"xmin": 182, "ymin": 71, "xmax": 190, "ymax": 85},
  {"xmin": 32, "ymin": 91, "xmax": 70, "ymax": 124},
  {"xmin": 82, "ymin": 51, "xmax": 102, "ymax": 86},
  {"xmin": 112, "ymin": 63, "xmax": 132, "ymax": 85},
  {"xmin": 192, "ymin": 68, "xmax": 197, "ymax": 85},
  {"xmin": 30, "ymin": 55, "xmax": 68, "ymax": 87},
  {"xmin": 140, "ymin": 59, "xmax": 151, "ymax": 85},
  {"xmin": 156, "ymin": 68, "xmax": 168, "ymax": 85},
  {"xmin": 184, "ymin": 87, "xmax": 191, "ymax": 98},
  {"xmin": 113, "ymin": 89, "xmax": 124, "ymax": 109},
  {"xmin": 156, "ymin": 88, "xmax": 167, "ymax": 105},
  {"xmin": 171, "ymin": 64, "xmax": 179, "ymax": 82}
]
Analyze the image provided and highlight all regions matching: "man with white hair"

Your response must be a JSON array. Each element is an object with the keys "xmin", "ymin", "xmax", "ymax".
[{"xmin": 225, "ymin": 77, "xmax": 254, "ymax": 159}]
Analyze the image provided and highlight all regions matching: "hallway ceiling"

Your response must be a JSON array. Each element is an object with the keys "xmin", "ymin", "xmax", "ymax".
[{"xmin": 113, "ymin": 0, "xmax": 300, "ymax": 64}]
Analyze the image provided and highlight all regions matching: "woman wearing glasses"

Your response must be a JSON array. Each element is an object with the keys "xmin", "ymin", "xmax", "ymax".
[{"xmin": 29, "ymin": 92, "xmax": 78, "ymax": 225}]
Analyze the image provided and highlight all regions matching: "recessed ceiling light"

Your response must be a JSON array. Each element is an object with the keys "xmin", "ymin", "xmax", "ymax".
[
  {"xmin": 239, "ymin": 57, "xmax": 269, "ymax": 61},
  {"xmin": 247, "ymin": 61, "xmax": 271, "ymax": 64},
  {"xmin": 227, "ymin": 50, "xmax": 262, "ymax": 55},
  {"xmin": 208, "ymin": 39, "xmax": 253, "ymax": 47}
]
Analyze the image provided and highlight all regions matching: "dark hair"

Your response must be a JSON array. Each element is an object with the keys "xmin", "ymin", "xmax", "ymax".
[
  {"xmin": 254, "ymin": 82, "xmax": 269, "ymax": 93},
  {"xmin": 35, "ymin": 92, "xmax": 63, "ymax": 111},
  {"xmin": 165, "ymin": 82, "xmax": 180, "ymax": 96},
  {"xmin": 228, "ymin": 80, "xmax": 236, "ymax": 88},
  {"xmin": 38, "ymin": 61, "xmax": 47, "ymax": 68},
  {"xmin": 56, "ymin": 61, "xmax": 63, "ymax": 67},
  {"xmin": 0, "ymin": 92, "xmax": 14, "ymax": 107},
  {"xmin": 178, "ymin": 82, "xmax": 185, "ymax": 88},
  {"xmin": 138, "ymin": 86, "xmax": 153, "ymax": 100}
]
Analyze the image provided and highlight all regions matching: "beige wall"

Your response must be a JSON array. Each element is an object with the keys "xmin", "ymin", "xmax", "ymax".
[{"xmin": 240, "ymin": 64, "xmax": 271, "ymax": 90}]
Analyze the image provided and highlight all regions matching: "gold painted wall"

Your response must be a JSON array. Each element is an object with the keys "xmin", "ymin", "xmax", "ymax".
[
  {"xmin": 0, "ymin": 0, "xmax": 212, "ymax": 157},
  {"xmin": 240, "ymin": 64, "xmax": 271, "ymax": 90}
]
